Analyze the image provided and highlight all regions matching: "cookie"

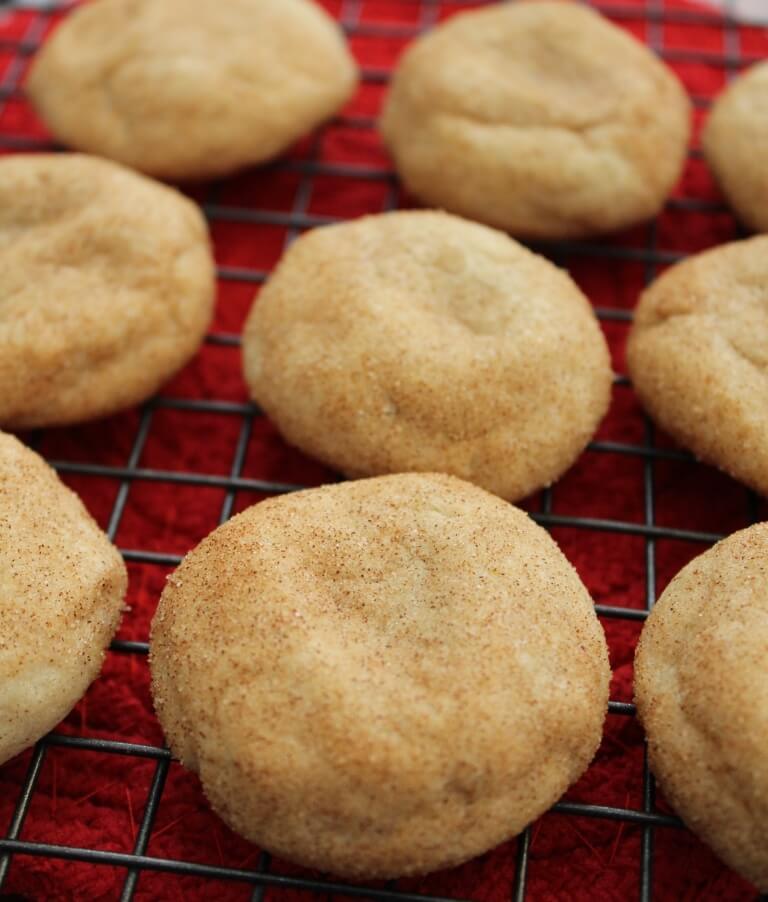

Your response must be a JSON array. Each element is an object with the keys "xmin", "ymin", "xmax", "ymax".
[
  {"xmin": 380, "ymin": 1, "xmax": 691, "ymax": 239},
  {"xmin": 151, "ymin": 472, "xmax": 610, "ymax": 878},
  {"xmin": 703, "ymin": 61, "xmax": 768, "ymax": 233},
  {"xmin": 243, "ymin": 210, "xmax": 612, "ymax": 501},
  {"xmin": 635, "ymin": 524, "xmax": 768, "ymax": 890},
  {"xmin": 26, "ymin": 0, "xmax": 358, "ymax": 181},
  {"xmin": 627, "ymin": 236, "xmax": 768, "ymax": 496},
  {"xmin": 0, "ymin": 432, "xmax": 127, "ymax": 766},
  {"xmin": 0, "ymin": 153, "xmax": 215, "ymax": 429}
]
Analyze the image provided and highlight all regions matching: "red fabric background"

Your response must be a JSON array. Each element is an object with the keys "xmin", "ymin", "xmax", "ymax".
[{"xmin": 1, "ymin": 1, "xmax": 767, "ymax": 899}]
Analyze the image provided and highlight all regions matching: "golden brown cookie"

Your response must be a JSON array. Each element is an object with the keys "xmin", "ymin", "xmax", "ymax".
[
  {"xmin": 0, "ymin": 153, "xmax": 215, "ymax": 429},
  {"xmin": 243, "ymin": 210, "xmax": 612, "ymax": 501},
  {"xmin": 151, "ymin": 472, "xmax": 610, "ymax": 878},
  {"xmin": 380, "ymin": 1, "xmax": 691, "ymax": 239},
  {"xmin": 26, "ymin": 0, "xmax": 358, "ymax": 181},
  {"xmin": 627, "ymin": 236, "xmax": 768, "ymax": 496},
  {"xmin": 703, "ymin": 61, "xmax": 768, "ymax": 233},
  {"xmin": 635, "ymin": 524, "xmax": 768, "ymax": 891},
  {"xmin": 0, "ymin": 432, "xmax": 127, "ymax": 766}
]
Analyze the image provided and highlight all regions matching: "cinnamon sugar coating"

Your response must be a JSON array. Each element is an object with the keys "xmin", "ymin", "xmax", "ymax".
[
  {"xmin": 0, "ymin": 432, "xmax": 127, "ymax": 765},
  {"xmin": 380, "ymin": 1, "xmax": 690, "ymax": 239},
  {"xmin": 243, "ymin": 210, "xmax": 612, "ymax": 502},
  {"xmin": 635, "ymin": 524, "xmax": 768, "ymax": 890},
  {"xmin": 627, "ymin": 236, "xmax": 768, "ymax": 496},
  {"xmin": 704, "ymin": 61, "xmax": 768, "ymax": 234},
  {"xmin": 0, "ymin": 153, "xmax": 215, "ymax": 429},
  {"xmin": 27, "ymin": 0, "xmax": 358, "ymax": 181},
  {"xmin": 151, "ymin": 473, "xmax": 610, "ymax": 878}
]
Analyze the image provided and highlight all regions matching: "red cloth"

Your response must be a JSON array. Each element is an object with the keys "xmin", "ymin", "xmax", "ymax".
[{"xmin": 1, "ymin": 1, "xmax": 767, "ymax": 899}]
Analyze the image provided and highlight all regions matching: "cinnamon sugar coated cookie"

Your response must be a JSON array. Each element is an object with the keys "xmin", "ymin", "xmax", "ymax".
[
  {"xmin": 703, "ymin": 61, "xmax": 768, "ymax": 233},
  {"xmin": 0, "ymin": 154, "xmax": 215, "ymax": 429},
  {"xmin": 150, "ymin": 473, "xmax": 610, "ymax": 878},
  {"xmin": 627, "ymin": 237, "xmax": 768, "ymax": 496},
  {"xmin": 243, "ymin": 211, "xmax": 612, "ymax": 501},
  {"xmin": 380, "ymin": 1, "xmax": 690, "ymax": 239},
  {"xmin": 635, "ymin": 524, "xmax": 768, "ymax": 890},
  {"xmin": 0, "ymin": 432, "xmax": 127, "ymax": 766},
  {"xmin": 26, "ymin": 0, "xmax": 358, "ymax": 180}
]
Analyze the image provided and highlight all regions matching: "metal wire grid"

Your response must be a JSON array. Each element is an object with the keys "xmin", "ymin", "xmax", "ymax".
[{"xmin": 0, "ymin": 0, "xmax": 764, "ymax": 898}]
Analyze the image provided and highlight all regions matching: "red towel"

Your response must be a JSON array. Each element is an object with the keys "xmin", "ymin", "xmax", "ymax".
[{"xmin": 0, "ymin": 1, "xmax": 766, "ymax": 899}]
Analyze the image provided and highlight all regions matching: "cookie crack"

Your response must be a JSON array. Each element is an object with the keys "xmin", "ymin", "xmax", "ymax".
[
  {"xmin": 442, "ymin": 107, "xmax": 617, "ymax": 142},
  {"xmin": 724, "ymin": 334, "xmax": 768, "ymax": 375},
  {"xmin": 640, "ymin": 311, "xmax": 768, "ymax": 377}
]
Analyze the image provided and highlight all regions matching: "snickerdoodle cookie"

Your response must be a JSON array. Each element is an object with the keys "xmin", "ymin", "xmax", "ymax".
[
  {"xmin": 627, "ymin": 236, "xmax": 768, "ymax": 496},
  {"xmin": 635, "ymin": 524, "xmax": 768, "ymax": 891},
  {"xmin": 0, "ymin": 153, "xmax": 215, "ymax": 429},
  {"xmin": 151, "ymin": 472, "xmax": 610, "ymax": 878},
  {"xmin": 243, "ymin": 211, "xmax": 612, "ymax": 501},
  {"xmin": 0, "ymin": 432, "xmax": 127, "ymax": 766},
  {"xmin": 380, "ymin": 1, "xmax": 691, "ymax": 239},
  {"xmin": 26, "ymin": 0, "xmax": 358, "ymax": 181},
  {"xmin": 703, "ymin": 61, "xmax": 768, "ymax": 233}
]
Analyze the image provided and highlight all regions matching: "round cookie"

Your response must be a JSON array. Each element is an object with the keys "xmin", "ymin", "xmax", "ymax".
[
  {"xmin": 0, "ymin": 153, "xmax": 215, "ymax": 429},
  {"xmin": 635, "ymin": 524, "xmax": 768, "ymax": 890},
  {"xmin": 380, "ymin": 1, "xmax": 691, "ymax": 240},
  {"xmin": 26, "ymin": 0, "xmax": 358, "ymax": 181},
  {"xmin": 151, "ymin": 472, "xmax": 610, "ymax": 878},
  {"xmin": 627, "ymin": 236, "xmax": 768, "ymax": 496},
  {"xmin": 703, "ymin": 61, "xmax": 768, "ymax": 233},
  {"xmin": 0, "ymin": 432, "xmax": 127, "ymax": 766},
  {"xmin": 243, "ymin": 210, "xmax": 612, "ymax": 502}
]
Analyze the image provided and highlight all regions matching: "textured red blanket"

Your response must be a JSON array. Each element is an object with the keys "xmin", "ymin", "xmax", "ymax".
[{"xmin": 0, "ymin": 1, "xmax": 766, "ymax": 899}]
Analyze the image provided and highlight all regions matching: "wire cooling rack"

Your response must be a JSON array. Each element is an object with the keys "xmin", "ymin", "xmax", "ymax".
[{"xmin": 1, "ymin": 0, "xmax": 767, "ymax": 900}]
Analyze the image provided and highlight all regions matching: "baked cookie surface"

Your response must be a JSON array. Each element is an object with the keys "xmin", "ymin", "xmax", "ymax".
[
  {"xmin": 704, "ymin": 61, "xmax": 768, "ymax": 233},
  {"xmin": 635, "ymin": 524, "xmax": 768, "ymax": 891},
  {"xmin": 380, "ymin": 1, "xmax": 690, "ymax": 239},
  {"xmin": 627, "ymin": 236, "xmax": 768, "ymax": 496},
  {"xmin": 27, "ymin": 0, "xmax": 358, "ymax": 180},
  {"xmin": 150, "ymin": 473, "xmax": 610, "ymax": 878},
  {"xmin": 0, "ymin": 153, "xmax": 215, "ymax": 429},
  {"xmin": 0, "ymin": 432, "xmax": 127, "ymax": 766},
  {"xmin": 243, "ymin": 210, "xmax": 612, "ymax": 501}
]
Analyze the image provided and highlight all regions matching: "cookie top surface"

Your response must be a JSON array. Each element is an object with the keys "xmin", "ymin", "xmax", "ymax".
[
  {"xmin": 150, "ymin": 473, "xmax": 610, "ymax": 878},
  {"xmin": 0, "ymin": 432, "xmax": 127, "ymax": 766},
  {"xmin": 704, "ymin": 61, "xmax": 768, "ymax": 233},
  {"xmin": 380, "ymin": 1, "xmax": 690, "ymax": 239},
  {"xmin": 243, "ymin": 210, "xmax": 612, "ymax": 501},
  {"xmin": 27, "ymin": 0, "xmax": 358, "ymax": 180},
  {"xmin": 0, "ymin": 153, "xmax": 215, "ymax": 429},
  {"xmin": 627, "ymin": 236, "xmax": 768, "ymax": 496},
  {"xmin": 635, "ymin": 524, "xmax": 768, "ymax": 890}
]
